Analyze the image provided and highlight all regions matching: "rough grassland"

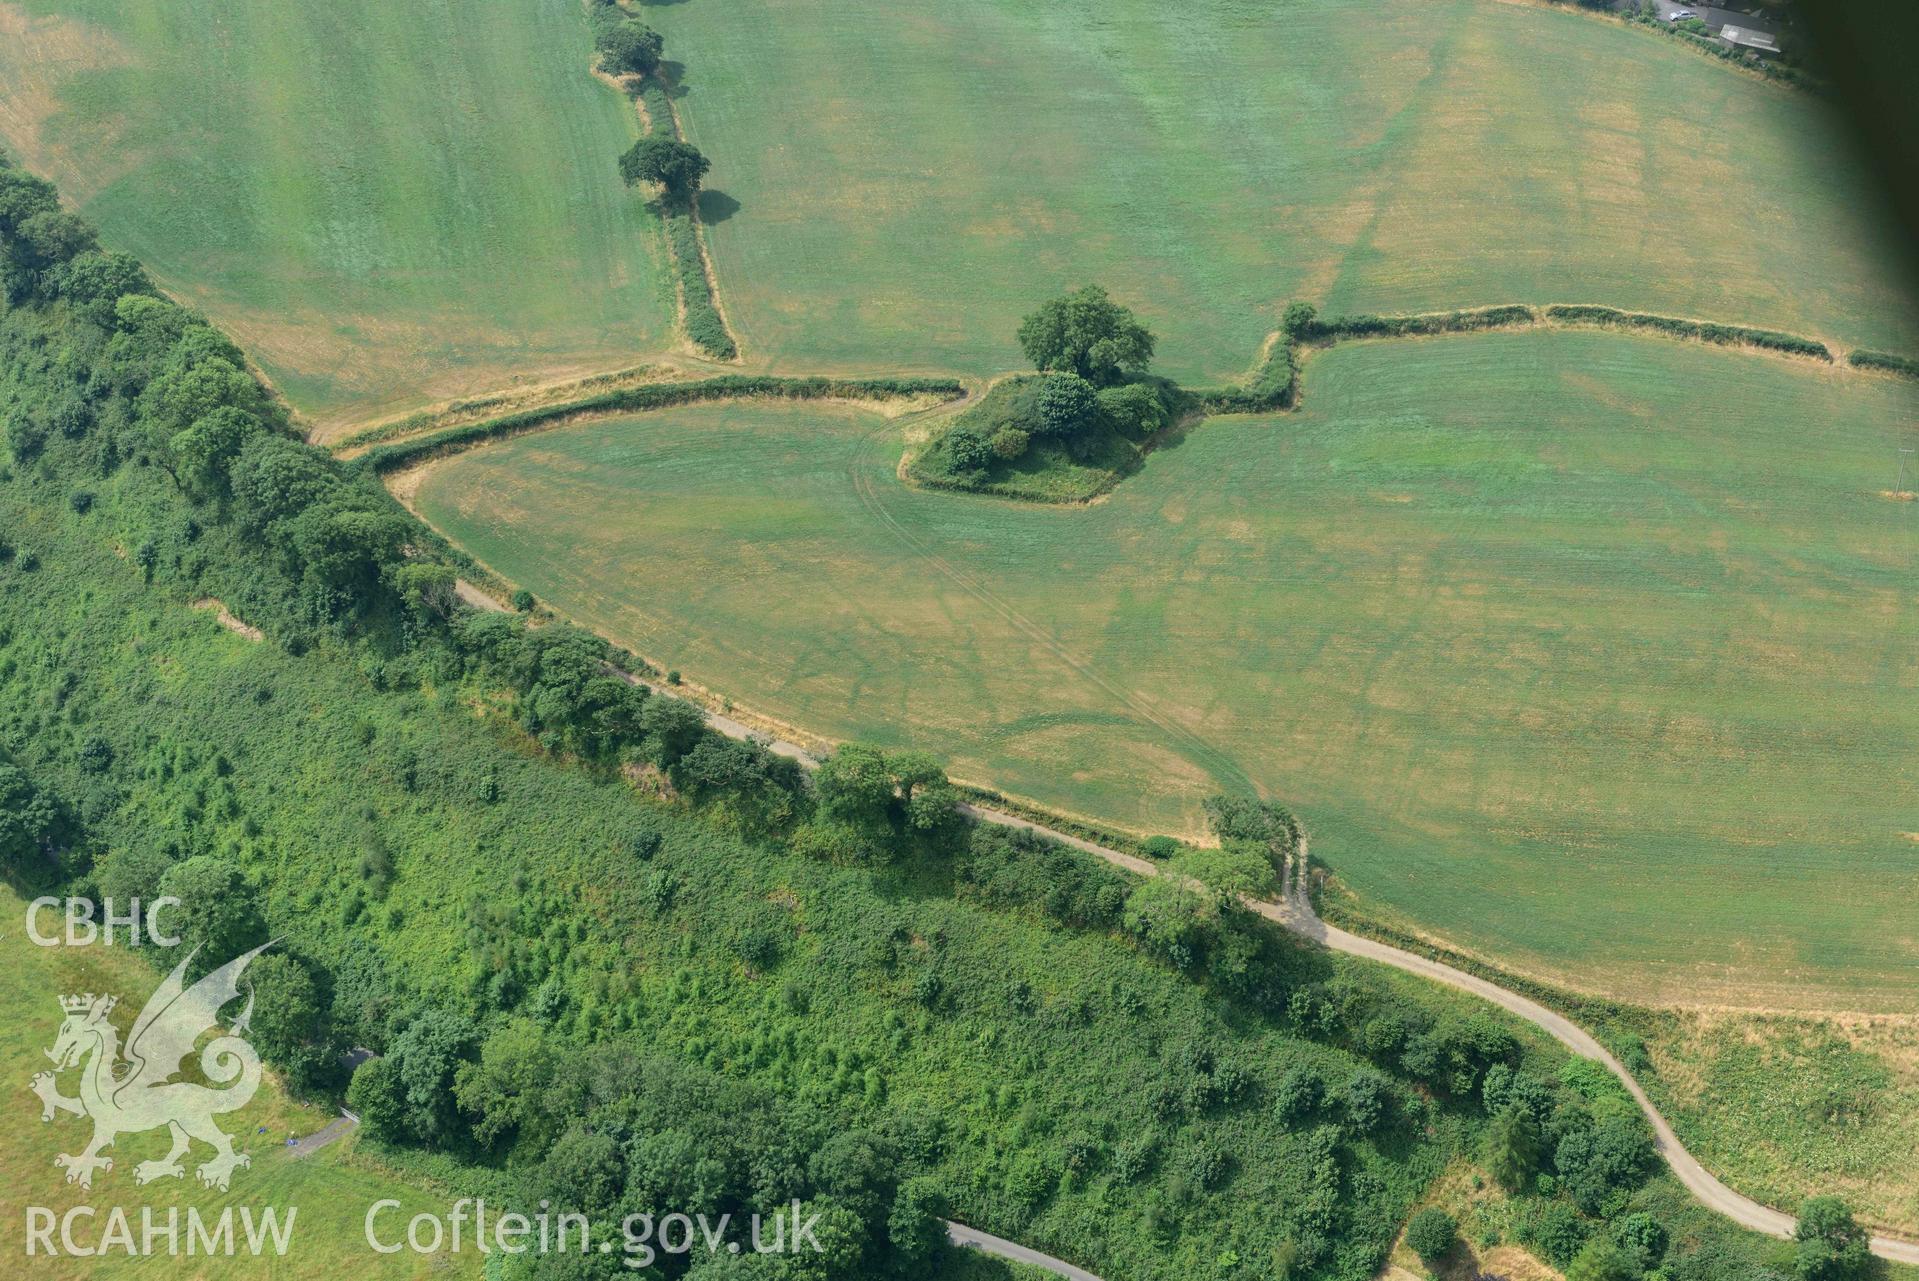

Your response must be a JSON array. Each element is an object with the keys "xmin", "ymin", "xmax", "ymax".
[
  {"xmin": 0, "ymin": 888, "xmax": 445, "ymax": 1279},
  {"xmin": 646, "ymin": 0, "xmax": 1916, "ymax": 383},
  {"xmin": 0, "ymin": 0, "xmax": 672, "ymax": 434},
  {"xmin": 413, "ymin": 331, "xmax": 1919, "ymax": 1012},
  {"xmin": 1642, "ymin": 1010, "xmax": 1919, "ymax": 1235}
]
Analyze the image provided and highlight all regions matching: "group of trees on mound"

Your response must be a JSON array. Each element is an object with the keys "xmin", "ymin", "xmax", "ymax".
[
  {"xmin": 931, "ymin": 284, "xmax": 1180, "ymax": 483},
  {"xmin": 1017, "ymin": 284, "xmax": 1157, "ymax": 386}
]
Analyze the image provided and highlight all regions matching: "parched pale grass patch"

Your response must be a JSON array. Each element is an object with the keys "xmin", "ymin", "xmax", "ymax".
[
  {"xmin": 0, "ymin": 0, "xmax": 675, "ymax": 429},
  {"xmin": 413, "ymin": 330, "xmax": 1919, "ymax": 1011}
]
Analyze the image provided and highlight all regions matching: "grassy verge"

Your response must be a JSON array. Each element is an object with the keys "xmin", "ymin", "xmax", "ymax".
[{"xmin": 329, "ymin": 363, "xmax": 673, "ymax": 455}]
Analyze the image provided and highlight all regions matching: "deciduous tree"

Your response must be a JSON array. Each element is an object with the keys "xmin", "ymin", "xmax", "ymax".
[
  {"xmin": 1016, "ymin": 285, "xmax": 1155, "ymax": 385},
  {"xmin": 619, "ymin": 136, "xmax": 710, "ymax": 198}
]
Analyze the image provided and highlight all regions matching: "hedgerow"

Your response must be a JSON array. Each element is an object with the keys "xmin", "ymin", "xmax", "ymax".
[
  {"xmin": 363, "ymin": 374, "xmax": 963, "ymax": 472},
  {"xmin": 1542, "ymin": 304, "xmax": 1831, "ymax": 359},
  {"xmin": 635, "ymin": 78, "xmax": 737, "ymax": 360},
  {"xmin": 1193, "ymin": 333, "xmax": 1299, "ymax": 414},
  {"xmin": 1848, "ymin": 349, "xmax": 1919, "ymax": 379},
  {"xmin": 332, "ymin": 364, "xmax": 667, "ymax": 454},
  {"xmin": 1544, "ymin": 0, "xmax": 1826, "ymax": 94},
  {"xmin": 1308, "ymin": 305, "xmax": 1538, "ymax": 342}
]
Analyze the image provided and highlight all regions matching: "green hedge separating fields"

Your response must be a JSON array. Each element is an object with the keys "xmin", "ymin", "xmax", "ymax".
[
  {"xmin": 363, "ymin": 374, "xmax": 963, "ymax": 472},
  {"xmin": 1312, "ymin": 305, "xmax": 1539, "ymax": 341},
  {"xmin": 1193, "ymin": 335, "xmax": 1300, "ymax": 414},
  {"xmin": 1194, "ymin": 306, "xmax": 1535, "ymax": 416},
  {"xmin": 636, "ymin": 78, "xmax": 737, "ymax": 360},
  {"xmin": 1543, "ymin": 304, "xmax": 1831, "ymax": 359},
  {"xmin": 1848, "ymin": 349, "xmax": 1919, "ymax": 379}
]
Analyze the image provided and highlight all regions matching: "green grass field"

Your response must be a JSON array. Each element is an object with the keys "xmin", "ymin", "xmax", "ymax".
[
  {"xmin": 0, "ymin": 0, "xmax": 672, "ymax": 434},
  {"xmin": 646, "ymin": 0, "xmax": 1917, "ymax": 382},
  {"xmin": 414, "ymin": 330, "xmax": 1919, "ymax": 1011},
  {"xmin": 0, "ymin": 889, "xmax": 446, "ymax": 1278}
]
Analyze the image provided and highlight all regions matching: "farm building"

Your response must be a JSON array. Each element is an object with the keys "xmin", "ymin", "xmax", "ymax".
[{"xmin": 1719, "ymin": 24, "xmax": 1781, "ymax": 55}]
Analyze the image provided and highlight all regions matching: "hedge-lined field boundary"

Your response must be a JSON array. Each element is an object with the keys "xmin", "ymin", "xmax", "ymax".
[
  {"xmin": 362, "ymin": 300, "xmax": 1902, "ymax": 488},
  {"xmin": 1186, "ymin": 298, "xmax": 1842, "ymax": 423},
  {"xmin": 1537, "ymin": 0, "xmax": 1825, "ymax": 95},
  {"xmin": 1849, "ymin": 349, "xmax": 1919, "ymax": 380},
  {"xmin": 1540, "ymin": 304, "xmax": 1831, "ymax": 359},
  {"xmin": 1312, "ymin": 304, "xmax": 1539, "ymax": 342},
  {"xmin": 1191, "ymin": 332, "xmax": 1300, "ymax": 414},
  {"xmin": 332, "ymin": 363, "xmax": 673, "ymax": 455},
  {"xmin": 361, "ymin": 374, "xmax": 964, "ymax": 472},
  {"xmin": 633, "ymin": 77, "xmax": 738, "ymax": 360}
]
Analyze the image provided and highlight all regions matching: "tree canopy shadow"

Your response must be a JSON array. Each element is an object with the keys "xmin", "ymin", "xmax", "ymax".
[{"xmin": 697, "ymin": 189, "xmax": 741, "ymax": 224}]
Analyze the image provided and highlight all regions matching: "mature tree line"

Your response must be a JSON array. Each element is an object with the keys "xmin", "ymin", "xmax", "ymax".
[{"xmin": 591, "ymin": 1, "xmax": 713, "ymax": 206}]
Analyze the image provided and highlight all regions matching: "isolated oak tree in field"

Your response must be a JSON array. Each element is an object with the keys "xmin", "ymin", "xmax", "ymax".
[
  {"xmin": 619, "ymin": 136, "xmax": 710, "ymax": 200},
  {"xmin": 1017, "ymin": 284, "xmax": 1155, "ymax": 386}
]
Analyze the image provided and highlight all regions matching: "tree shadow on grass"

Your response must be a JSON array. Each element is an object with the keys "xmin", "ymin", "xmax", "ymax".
[
  {"xmin": 656, "ymin": 61, "xmax": 690, "ymax": 98},
  {"xmin": 697, "ymin": 189, "xmax": 741, "ymax": 224}
]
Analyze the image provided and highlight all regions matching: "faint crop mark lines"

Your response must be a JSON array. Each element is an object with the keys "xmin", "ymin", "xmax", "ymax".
[{"xmin": 846, "ymin": 424, "xmax": 1256, "ymax": 797}]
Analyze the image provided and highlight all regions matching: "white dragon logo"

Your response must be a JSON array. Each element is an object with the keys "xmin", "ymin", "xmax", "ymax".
[{"xmin": 29, "ymin": 942, "xmax": 270, "ymax": 1191}]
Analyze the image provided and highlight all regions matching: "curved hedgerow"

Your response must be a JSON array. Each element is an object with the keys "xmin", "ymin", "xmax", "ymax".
[{"xmin": 362, "ymin": 375, "xmax": 964, "ymax": 472}]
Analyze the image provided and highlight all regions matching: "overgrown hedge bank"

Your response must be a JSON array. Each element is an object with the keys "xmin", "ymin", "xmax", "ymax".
[
  {"xmin": 1192, "ymin": 334, "xmax": 1300, "ymax": 414},
  {"xmin": 362, "ymin": 374, "xmax": 964, "ymax": 471},
  {"xmin": 1310, "ymin": 304, "xmax": 1538, "ymax": 342},
  {"xmin": 1849, "ymin": 349, "xmax": 1919, "ymax": 379},
  {"xmin": 635, "ymin": 78, "xmax": 737, "ymax": 360},
  {"xmin": 1542, "ymin": 304, "xmax": 1831, "ymax": 359}
]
